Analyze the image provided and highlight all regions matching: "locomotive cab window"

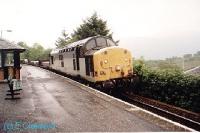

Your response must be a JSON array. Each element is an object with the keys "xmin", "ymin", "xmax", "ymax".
[
  {"xmin": 96, "ymin": 37, "xmax": 107, "ymax": 47},
  {"xmin": 107, "ymin": 39, "xmax": 116, "ymax": 46},
  {"xmin": 86, "ymin": 39, "xmax": 96, "ymax": 50}
]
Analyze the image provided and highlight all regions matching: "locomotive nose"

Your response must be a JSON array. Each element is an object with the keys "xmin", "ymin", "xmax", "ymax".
[{"xmin": 93, "ymin": 47, "xmax": 133, "ymax": 81}]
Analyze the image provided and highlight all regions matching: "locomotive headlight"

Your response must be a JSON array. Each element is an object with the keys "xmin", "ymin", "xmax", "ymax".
[
  {"xmin": 104, "ymin": 59, "xmax": 108, "ymax": 64},
  {"xmin": 100, "ymin": 71, "xmax": 106, "ymax": 75},
  {"xmin": 115, "ymin": 65, "xmax": 121, "ymax": 71}
]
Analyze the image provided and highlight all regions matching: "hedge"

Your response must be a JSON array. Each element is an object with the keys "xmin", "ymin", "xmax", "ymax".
[{"xmin": 133, "ymin": 64, "xmax": 200, "ymax": 113}]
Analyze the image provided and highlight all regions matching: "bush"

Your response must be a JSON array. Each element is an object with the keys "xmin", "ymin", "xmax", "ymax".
[{"xmin": 133, "ymin": 63, "xmax": 200, "ymax": 113}]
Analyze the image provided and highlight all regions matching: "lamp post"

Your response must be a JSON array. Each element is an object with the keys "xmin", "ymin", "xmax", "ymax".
[{"xmin": 0, "ymin": 30, "xmax": 12, "ymax": 38}]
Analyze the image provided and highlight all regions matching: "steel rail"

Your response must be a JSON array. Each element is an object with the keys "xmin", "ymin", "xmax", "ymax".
[{"xmin": 122, "ymin": 93, "xmax": 200, "ymax": 131}]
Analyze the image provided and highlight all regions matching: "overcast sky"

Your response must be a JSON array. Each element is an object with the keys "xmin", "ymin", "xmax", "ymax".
[{"xmin": 0, "ymin": 0, "xmax": 200, "ymax": 59}]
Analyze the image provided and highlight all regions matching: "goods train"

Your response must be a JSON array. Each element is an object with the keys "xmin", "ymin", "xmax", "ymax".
[{"xmin": 49, "ymin": 36, "xmax": 133, "ymax": 86}]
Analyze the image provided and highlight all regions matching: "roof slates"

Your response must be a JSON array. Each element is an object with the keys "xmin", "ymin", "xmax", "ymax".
[{"xmin": 0, "ymin": 38, "xmax": 25, "ymax": 51}]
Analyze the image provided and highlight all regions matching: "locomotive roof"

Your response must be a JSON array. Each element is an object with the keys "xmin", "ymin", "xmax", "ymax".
[
  {"xmin": 0, "ymin": 38, "xmax": 25, "ymax": 52},
  {"xmin": 51, "ymin": 36, "xmax": 112, "ymax": 54},
  {"xmin": 63, "ymin": 36, "xmax": 93, "ymax": 49}
]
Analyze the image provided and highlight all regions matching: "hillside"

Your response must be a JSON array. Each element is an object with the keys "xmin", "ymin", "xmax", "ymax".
[
  {"xmin": 184, "ymin": 66, "xmax": 200, "ymax": 75},
  {"xmin": 144, "ymin": 51, "xmax": 200, "ymax": 73}
]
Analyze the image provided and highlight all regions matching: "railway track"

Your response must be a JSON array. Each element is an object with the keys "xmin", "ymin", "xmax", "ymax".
[
  {"xmin": 121, "ymin": 92, "xmax": 200, "ymax": 131},
  {"xmin": 38, "ymin": 65, "xmax": 200, "ymax": 131}
]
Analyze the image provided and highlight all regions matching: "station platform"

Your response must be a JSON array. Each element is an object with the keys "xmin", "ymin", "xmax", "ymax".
[{"xmin": 0, "ymin": 65, "xmax": 193, "ymax": 132}]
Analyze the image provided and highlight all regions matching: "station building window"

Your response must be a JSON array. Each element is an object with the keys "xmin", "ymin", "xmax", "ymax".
[{"xmin": 5, "ymin": 52, "xmax": 14, "ymax": 66}]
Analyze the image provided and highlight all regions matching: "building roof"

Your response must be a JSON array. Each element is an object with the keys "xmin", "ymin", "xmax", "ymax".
[{"xmin": 0, "ymin": 38, "xmax": 25, "ymax": 52}]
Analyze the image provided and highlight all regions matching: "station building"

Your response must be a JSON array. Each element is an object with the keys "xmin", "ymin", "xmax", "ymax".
[{"xmin": 0, "ymin": 38, "xmax": 25, "ymax": 81}]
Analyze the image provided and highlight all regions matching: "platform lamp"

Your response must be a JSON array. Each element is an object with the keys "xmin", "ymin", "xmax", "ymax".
[{"xmin": 0, "ymin": 29, "xmax": 12, "ymax": 38}]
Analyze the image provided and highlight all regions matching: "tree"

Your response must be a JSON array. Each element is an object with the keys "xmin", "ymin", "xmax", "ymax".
[
  {"xmin": 17, "ymin": 41, "xmax": 30, "ymax": 60},
  {"xmin": 41, "ymin": 48, "xmax": 52, "ymax": 60},
  {"xmin": 194, "ymin": 51, "xmax": 200, "ymax": 57},
  {"xmin": 18, "ymin": 42, "xmax": 51, "ymax": 61},
  {"xmin": 55, "ymin": 30, "xmax": 71, "ymax": 48},
  {"xmin": 29, "ymin": 43, "xmax": 44, "ymax": 60},
  {"xmin": 55, "ymin": 12, "xmax": 116, "ymax": 48},
  {"xmin": 72, "ymin": 12, "xmax": 113, "ymax": 40},
  {"xmin": 184, "ymin": 54, "xmax": 192, "ymax": 58}
]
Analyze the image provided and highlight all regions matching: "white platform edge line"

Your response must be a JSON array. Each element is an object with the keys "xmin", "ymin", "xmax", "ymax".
[{"xmin": 39, "ymin": 66, "xmax": 196, "ymax": 132}]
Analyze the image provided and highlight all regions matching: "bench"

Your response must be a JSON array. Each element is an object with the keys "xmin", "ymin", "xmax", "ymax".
[{"xmin": 5, "ymin": 76, "xmax": 22, "ymax": 100}]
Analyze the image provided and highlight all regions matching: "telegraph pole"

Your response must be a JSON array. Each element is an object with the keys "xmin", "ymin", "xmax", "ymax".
[{"xmin": 0, "ymin": 29, "xmax": 12, "ymax": 38}]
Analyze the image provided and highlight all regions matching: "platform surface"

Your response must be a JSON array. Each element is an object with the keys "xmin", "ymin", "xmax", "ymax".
[{"xmin": 0, "ymin": 65, "xmax": 191, "ymax": 132}]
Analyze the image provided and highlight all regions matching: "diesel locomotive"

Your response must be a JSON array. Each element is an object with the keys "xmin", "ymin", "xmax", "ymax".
[{"xmin": 49, "ymin": 36, "xmax": 133, "ymax": 86}]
